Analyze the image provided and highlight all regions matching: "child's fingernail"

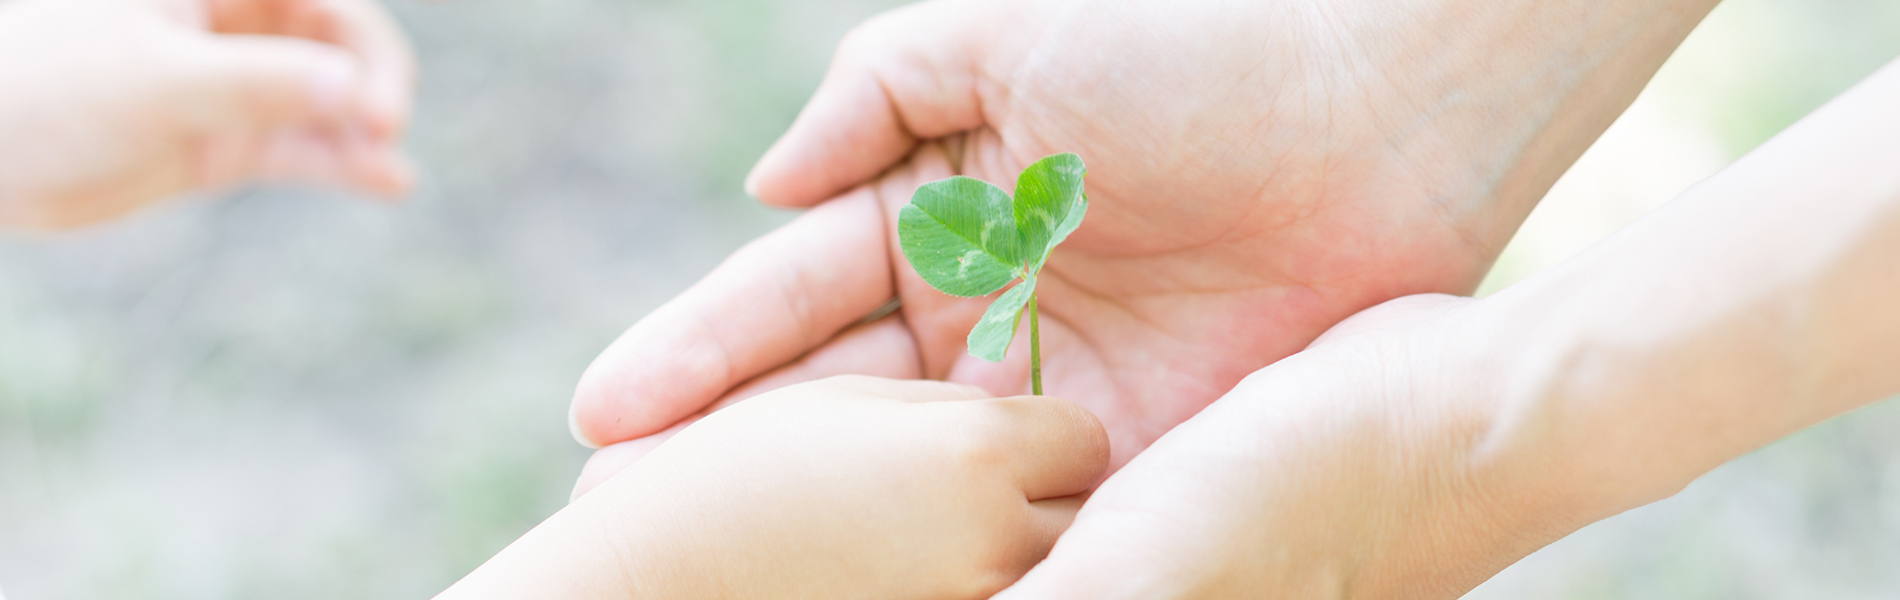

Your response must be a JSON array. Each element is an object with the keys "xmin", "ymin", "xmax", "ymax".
[{"xmin": 569, "ymin": 403, "xmax": 602, "ymax": 449}]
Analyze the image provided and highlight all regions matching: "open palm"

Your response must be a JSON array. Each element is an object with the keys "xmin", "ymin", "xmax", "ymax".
[{"xmin": 567, "ymin": 0, "xmax": 1712, "ymax": 472}]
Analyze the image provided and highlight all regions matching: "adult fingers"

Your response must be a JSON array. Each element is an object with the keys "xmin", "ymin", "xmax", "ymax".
[
  {"xmin": 745, "ymin": 0, "xmax": 999, "ymax": 207},
  {"xmin": 569, "ymin": 315, "xmax": 923, "ymax": 500},
  {"xmin": 569, "ymin": 190, "xmax": 898, "ymax": 447}
]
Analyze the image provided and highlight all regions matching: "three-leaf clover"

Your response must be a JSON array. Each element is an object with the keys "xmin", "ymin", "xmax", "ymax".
[{"xmin": 897, "ymin": 152, "xmax": 1088, "ymax": 395}]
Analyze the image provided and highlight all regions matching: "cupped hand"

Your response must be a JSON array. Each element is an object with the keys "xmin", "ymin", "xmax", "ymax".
[
  {"xmin": 442, "ymin": 376, "xmax": 1108, "ymax": 600},
  {"xmin": 569, "ymin": 0, "xmax": 1716, "ymax": 469},
  {"xmin": 0, "ymin": 0, "xmax": 414, "ymax": 229},
  {"xmin": 995, "ymin": 294, "xmax": 1588, "ymax": 599}
]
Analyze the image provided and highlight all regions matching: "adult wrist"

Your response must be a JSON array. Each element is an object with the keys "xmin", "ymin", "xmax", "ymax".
[{"xmin": 1329, "ymin": 0, "xmax": 1723, "ymax": 252}]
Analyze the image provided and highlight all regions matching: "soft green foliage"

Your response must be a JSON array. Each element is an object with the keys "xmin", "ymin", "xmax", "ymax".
[{"xmin": 898, "ymin": 153, "xmax": 1088, "ymax": 365}]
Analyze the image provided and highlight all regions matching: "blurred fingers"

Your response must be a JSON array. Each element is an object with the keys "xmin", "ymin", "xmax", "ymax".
[
  {"xmin": 746, "ymin": 0, "xmax": 998, "ymax": 207},
  {"xmin": 173, "ymin": 35, "xmax": 361, "ymax": 130},
  {"xmin": 255, "ymin": 125, "xmax": 413, "ymax": 197},
  {"xmin": 207, "ymin": 0, "xmax": 416, "ymax": 138},
  {"xmin": 310, "ymin": 0, "xmax": 415, "ymax": 138},
  {"xmin": 195, "ymin": 121, "xmax": 414, "ymax": 198},
  {"xmin": 166, "ymin": 34, "xmax": 411, "ymax": 197}
]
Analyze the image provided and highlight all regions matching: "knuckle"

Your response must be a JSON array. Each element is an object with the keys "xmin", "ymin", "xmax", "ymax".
[{"xmin": 934, "ymin": 404, "xmax": 1015, "ymax": 473}]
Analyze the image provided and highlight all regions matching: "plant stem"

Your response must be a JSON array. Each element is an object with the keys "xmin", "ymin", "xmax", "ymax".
[{"xmin": 1029, "ymin": 288, "xmax": 1042, "ymax": 395}]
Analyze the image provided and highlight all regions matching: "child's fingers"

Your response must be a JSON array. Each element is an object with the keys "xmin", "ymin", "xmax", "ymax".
[
  {"xmin": 968, "ymin": 396, "xmax": 1110, "ymax": 501},
  {"xmin": 569, "ymin": 190, "xmax": 897, "ymax": 448},
  {"xmin": 968, "ymin": 495, "xmax": 1086, "ymax": 593},
  {"xmin": 1026, "ymin": 494, "xmax": 1087, "ymax": 545}
]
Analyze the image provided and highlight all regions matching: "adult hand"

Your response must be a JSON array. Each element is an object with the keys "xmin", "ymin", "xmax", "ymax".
[
  {"xmin": 569, "ymin": 0, "xmax": 1720, "ymax": 470},
  {"xmin": 1000, "ymin": 55, "xmax": 1900, "ymax": 597},
  {"xmin": 991, "ymin": 294, "xmax": 1584, "ymax": 598},
  {"xmin": 0, "ymin": 0, "xmax": 414, "ymax": 229}
]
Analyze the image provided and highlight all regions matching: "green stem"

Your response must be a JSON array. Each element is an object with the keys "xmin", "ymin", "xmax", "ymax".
[{"xmin": 1029, "ymin": 288, "xmax": 1042, "ymax": 395}]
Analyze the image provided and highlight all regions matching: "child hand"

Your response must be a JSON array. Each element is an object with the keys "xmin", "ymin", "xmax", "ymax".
[
  {"xmin": 438, "ymin": 376, "xmax": 1110, "ymax": 600},
  {"xmin": 0, "ymin": 0, "xmax": 413, "ymax": 229}
]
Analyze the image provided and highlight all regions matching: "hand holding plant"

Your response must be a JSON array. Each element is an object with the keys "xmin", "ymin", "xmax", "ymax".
[
  {"xmin": 445, "ymin": 376, "xmax": 1107, "ymax": 600},
  {"xmin": 569, "ymin": 0, "xmax": 1720, "ymax": 472}
]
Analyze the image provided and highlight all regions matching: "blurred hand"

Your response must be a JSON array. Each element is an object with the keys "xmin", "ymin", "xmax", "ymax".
[
  {"xmin": 441, "ymin": 376, "xmax": 1109, "ymax": 600},
  {"xmin": 569, "ymin": 0, "xmax": 1717, "ymax": 468},
  {"xmin": 0, "ymin": 0, "xmax": 414, "ymax": 229},
  {"xmin": 996, "ymin": 295, "xmax": 1583, "ymax": 599}
]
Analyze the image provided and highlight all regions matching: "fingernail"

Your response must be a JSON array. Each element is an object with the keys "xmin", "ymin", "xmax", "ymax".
[
  {"xmin": 308, "ymin": 56, "xmax": 358, "ymax": 117},
  {"xmin": 569, "ymin": 402, "xmax": 602, "ymax": 449}
]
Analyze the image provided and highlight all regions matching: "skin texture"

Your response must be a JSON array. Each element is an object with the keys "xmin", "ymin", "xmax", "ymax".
[
  {"xmin": 438, "ymin": 376, "xmax": 1109, "ymax": 600},
  {"xmin": 0, "ymin": 0, "xmax": 414, "ymax": 229},
  {"xmin": 567, "ymin": 0, "xmax": 1722, "ymax": 476},
  {"xmin": 996, "ymin": 56, "xmax": 1900, "ymax": 598}
]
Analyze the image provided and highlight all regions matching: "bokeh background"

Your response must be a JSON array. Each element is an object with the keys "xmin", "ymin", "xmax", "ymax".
[{"xmin": 0, "ymin": 0, "xmax": 1897, "ymax": 598}]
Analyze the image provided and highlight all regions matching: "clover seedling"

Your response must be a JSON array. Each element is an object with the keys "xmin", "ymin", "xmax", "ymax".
[{"xmin": 897, "ymin": 153, "xmax": 1088, "ymax": 395}]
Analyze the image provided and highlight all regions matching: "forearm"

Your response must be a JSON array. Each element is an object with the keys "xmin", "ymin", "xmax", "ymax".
[
  {"xmin": 434, "ymin": 470, "xmax": 771, "ymax": 600},
  {"xmin": 1480, "ymin": 57, "xmax": 1900, "ymax": 519},
  {"xmin": 1343, "ymin": 0, "xmax": 1722, "ymax": 243},
  {"xmin": 433, "ymin": 496, "xmax": 644, "ymax": 600}
]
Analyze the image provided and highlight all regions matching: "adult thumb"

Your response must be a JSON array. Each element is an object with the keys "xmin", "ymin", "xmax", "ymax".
[
  {"xmin": 171, "ymin": 35, "xmax": 362, "ymax": 134},
  {"xmin": 744, "ymin": 0, "xmax": 1000, "ymax": 207}
]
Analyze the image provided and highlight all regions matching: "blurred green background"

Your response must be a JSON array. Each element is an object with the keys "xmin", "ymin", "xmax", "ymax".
[{"xmin": 0, "ymin": 0, "xmax": 1897, "ymax": 598}]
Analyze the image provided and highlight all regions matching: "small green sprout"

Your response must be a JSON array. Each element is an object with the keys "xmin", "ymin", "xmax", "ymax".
[{"xmin": 897, "ymin": 153, "xmax": 1088, "ymax": 395}]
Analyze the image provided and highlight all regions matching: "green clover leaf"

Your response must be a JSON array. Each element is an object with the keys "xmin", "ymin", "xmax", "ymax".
[{"xmin": 896, "ymin": 153, "xmax": 1089, "ymax": 394}]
